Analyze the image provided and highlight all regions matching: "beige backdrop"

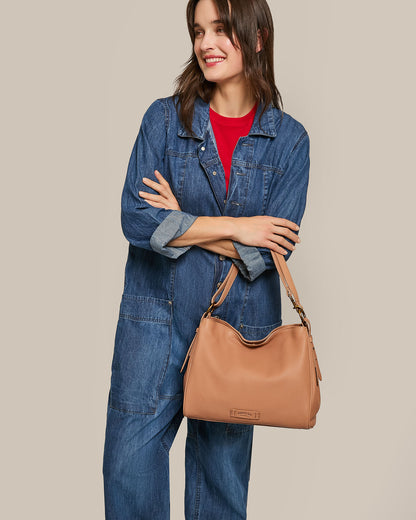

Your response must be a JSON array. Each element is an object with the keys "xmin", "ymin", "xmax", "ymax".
[{"xmin": 2, "ymin": 0, "xmax": 415, "ymax": 518}]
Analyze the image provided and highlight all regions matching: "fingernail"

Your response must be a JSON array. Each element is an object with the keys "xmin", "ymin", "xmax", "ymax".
[{"xmin": 295, "ymin": 225, "xmax": 299, "ymax": 230}]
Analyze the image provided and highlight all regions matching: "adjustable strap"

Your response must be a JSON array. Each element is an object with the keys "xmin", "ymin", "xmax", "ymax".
[
  {"xmin": 204, "ymin": 264, "xmax": 239, "ymax": 316},
  {"xmin": 205, "ymin": 251, "xmax": 311, "ymax": 333}
]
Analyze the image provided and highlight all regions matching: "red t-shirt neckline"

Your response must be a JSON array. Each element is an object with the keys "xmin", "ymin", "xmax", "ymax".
[
  {"xmin": 209, "ymin": 102, "xmax": 258, "ymax": 125},
  {"xmin": 209, "ymin": 102, "xmax": 258, "ymax": 195}
]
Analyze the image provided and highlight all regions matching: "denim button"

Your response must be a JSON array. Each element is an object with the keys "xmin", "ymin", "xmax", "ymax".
[
  {"xmin": 201, "ymin": 146, "xmax": 205, "ymax": 151},
  {"xmin": 219, "ymin": 255, "xmax": 225, "ymax": 261},
  {"xmin": 212, "ymin": 171, "xmax": 217, "ymax": 176}
]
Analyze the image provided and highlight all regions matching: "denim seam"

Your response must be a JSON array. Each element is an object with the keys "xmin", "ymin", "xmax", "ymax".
[
  {"xmin": 239, "ymin": 279, "xmax": 250, "ymax": 327},
  {"xmin": 289, "ymin": 129, "xmax": 307, "ymax": 155},
  {"xmin": 175, "ymin": 155, "xmax": 188, "ymax": 208},
  {"xmin": 119, "ymin": 314, "xmax": 170, "ymax": 324},
  {"xmin": 160, "ymin": 409, "xmax": 181, "ymax": 456},
  {"xmin": 193, "ymin": 427, "xmax": 202, "ymax": 519},
  {"xmin": 159, "ymin": 438, "xmax": 170, "ymax": 462},
  {"xmin": 162, "ymin": 96, "xmax": 169, "ymax": 137},
  {"xmin": 166, "ymin": 150, "xmax": 197, "ymax": 158},
  {"xmin": 169, "ymin": 260, "xmax": 176, "ymax": 302},
  {"xmin": 121, "ymin": 294, "xmax": 172, "ymax": 304},
  {"xmin": 108, "ymin": 402, "xmax": 156, "ymax": 415},
  {"xmin": 154, "ymin": 312, "xmax": 173, "ymax": 408},
  {"xmin": 159, "ymin": 393, "xmax": 182, "ymax": 400}
]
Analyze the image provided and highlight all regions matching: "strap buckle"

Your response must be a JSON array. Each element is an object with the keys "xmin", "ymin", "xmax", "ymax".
[{"xmin": 288, "ymin": 293, "xmax": 308, "ymax": 326}]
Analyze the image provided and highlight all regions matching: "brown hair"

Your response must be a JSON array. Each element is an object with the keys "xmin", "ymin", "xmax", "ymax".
[{"xmin": 173, "ymin": 0, "xmax": 284, "ymax": 137}]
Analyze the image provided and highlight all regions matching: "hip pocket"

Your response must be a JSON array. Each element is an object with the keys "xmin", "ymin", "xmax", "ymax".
[{"xmin": 108, "ymin": 294, "xmax": 173, "ymax": 415}]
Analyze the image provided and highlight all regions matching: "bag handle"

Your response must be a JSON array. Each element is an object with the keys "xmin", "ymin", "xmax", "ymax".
[{"xmin": 205, "ymin": 250, "xmax": 311, "ymax": 334}]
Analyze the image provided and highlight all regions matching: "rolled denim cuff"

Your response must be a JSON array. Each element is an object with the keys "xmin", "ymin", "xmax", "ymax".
[
  {"xmin": 150, "ymin": 211, "xmax": 198, "ymax": 259},
  {"xmin": 231, "ymin": 241, "xmax": 267, "ymax": 281}
]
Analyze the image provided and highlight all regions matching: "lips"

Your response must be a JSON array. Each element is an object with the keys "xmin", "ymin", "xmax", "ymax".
[{"xmin": 203, "ymin": 56, "xmax": 226, "ymax": 63}]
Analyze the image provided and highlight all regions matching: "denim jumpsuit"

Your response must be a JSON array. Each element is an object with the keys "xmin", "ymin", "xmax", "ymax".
[{"xmin": 102, "ymin": 94, "xmax": 310, "ymax": 519}]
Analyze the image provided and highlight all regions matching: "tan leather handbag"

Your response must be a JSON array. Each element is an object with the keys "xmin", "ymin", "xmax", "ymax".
[{"xmin": 180, "ymin": 250, "xmax": 322, "ymax": 429}]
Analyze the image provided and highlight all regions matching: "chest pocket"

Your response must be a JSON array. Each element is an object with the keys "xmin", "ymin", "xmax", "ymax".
[
  {"xmin": 248, "ymin": 163, "xmax": 283, "ymax": 214},
  {"xmin": 166, "ymin": 151, "xmax": 221, "ymax": 215},
  {"xmin": 108, "ymin": 294, "xmax": 173, "ymax": 415}
]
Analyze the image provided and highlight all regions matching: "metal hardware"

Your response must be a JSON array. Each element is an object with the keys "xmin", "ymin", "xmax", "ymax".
[
  {"xmin": 288, "ymin": 292, "xmax": 309, "ymax": 326},
  {"xmin": 203, "ymin": 302, "xmax": 215, "ymax": 317}
]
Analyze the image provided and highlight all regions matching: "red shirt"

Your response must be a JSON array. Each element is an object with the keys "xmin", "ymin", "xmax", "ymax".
[{"xmin": 209, "ymin": 102, "xmax": 258, "ymax": 194}]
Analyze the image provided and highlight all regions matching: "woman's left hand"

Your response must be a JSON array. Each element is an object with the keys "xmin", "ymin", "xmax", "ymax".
[{"xmin": 138, "ymin": 170, "xmax": 181, "ymax": 210}]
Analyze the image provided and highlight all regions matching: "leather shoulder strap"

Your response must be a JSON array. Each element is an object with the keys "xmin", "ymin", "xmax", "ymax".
[{"xmin": 207, "ymin": 251, "xmax": 310, "ymax": 331}]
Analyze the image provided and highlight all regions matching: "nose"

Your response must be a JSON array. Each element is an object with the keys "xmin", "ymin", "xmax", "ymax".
[{"xmin": 200, "ymin": 30, "xmax": 216, "ymax": 51}]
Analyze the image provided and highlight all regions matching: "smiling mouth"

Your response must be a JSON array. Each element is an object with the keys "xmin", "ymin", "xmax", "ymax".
[{"xmin": 204, "ymin": 57, "xmax": 225, "ymax": 63}]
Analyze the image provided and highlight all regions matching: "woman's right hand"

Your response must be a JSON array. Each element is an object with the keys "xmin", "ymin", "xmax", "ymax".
[{"xmin": 231, "ymin": 216, "xmax": 301, "ymax": 255}]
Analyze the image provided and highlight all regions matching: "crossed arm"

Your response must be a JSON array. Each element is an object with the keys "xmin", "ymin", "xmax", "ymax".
[{"xmin": 138, "ymin": 170, "xmax": 300, "ymax": 258}]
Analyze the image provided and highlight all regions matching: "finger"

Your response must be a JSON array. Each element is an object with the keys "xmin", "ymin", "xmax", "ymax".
[
  {"xmin": 154, "ymin": 170, "xmax": 170, "ymax": 187},
  {"xmin": 271, "ymin": 217, "xmax": 300, "ymax": 231},
  {"xmin": 272, "ymin": 224, "xmax": 301, "ymax": 243},
  {"xmin": 141, "ymin": 196, "xmax": 168, "ymax": 208},
  {"xmin": 264, "ymin": 240, "xmax": 288, "ymax": 255},
  {"xmin": 143, "ymin": 200, "xmax": 167, "ymax": 208},
  {"xmin": 142, "ymin": 177, "xmax": 168, "ymax": 196},
  {"xmin": 276, "ymin": 235, "xmax": 296, "ymax": 251},
  {"xmin": 154, "ymin": 171, "xmax": 174, "ymax": 195},
  {"xmin": 271, "ymin": 233, "xmax": 297, "ymax": 251},
  {"xmin": 138, "ymin": 191, "xmax": 166, "ymax": 203}
]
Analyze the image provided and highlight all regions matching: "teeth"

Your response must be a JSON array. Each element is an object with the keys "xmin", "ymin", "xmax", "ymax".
[{"xmin": 205, "ymin": 58, "xmax": 225, "ymax": 63}]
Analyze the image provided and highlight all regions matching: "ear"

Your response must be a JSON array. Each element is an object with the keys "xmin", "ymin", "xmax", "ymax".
[{"xmin": 256, "ymin": 28, "xmax": 268, "ymax": 53}]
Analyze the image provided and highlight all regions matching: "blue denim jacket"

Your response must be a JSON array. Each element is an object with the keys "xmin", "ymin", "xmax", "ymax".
[{"xmin": 109, "ymin": 94, "xmax": 310, "ymax": 413}]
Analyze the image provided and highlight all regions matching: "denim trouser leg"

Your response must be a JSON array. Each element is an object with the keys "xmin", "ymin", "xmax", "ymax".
[
  {"xmin": 185, "ymin": 419, "xmax": 254, "ymax": 520},
  {"xmin": 103, "ymin": 396, "xmax": 254, "ymax": 520},
  {"xmin": 102, "ymin": 396, "xmax": 183, "ymax": 520},
  {"xmin": 103, "ymin": 313, "xmax": 255, "ymax": 520}
]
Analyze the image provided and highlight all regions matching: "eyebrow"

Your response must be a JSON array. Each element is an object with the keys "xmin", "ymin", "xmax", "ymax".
[{"xmin": 193, "ymin": 19, "xmax": 223, "ymax": 29}]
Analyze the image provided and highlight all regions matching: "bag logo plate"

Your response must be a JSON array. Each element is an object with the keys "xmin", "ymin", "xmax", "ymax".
[{"xmin": 230, "ymin": 408, "xmax": 260, "ymax": 420}]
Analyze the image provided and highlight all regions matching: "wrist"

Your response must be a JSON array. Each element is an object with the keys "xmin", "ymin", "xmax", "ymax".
[{"xmin": 224, "ymin": 217, "xmax": 237, "ymax": 241}]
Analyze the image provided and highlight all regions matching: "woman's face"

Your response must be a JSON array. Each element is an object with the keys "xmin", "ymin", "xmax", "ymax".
[{"xmin": 193, "ymin": 0, "xmax": 245, "ymax": 86}]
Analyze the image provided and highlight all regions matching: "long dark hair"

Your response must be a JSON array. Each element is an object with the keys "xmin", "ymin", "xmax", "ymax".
[{"xmin": 173, "ymin": 0, "xmax": 284, "ymax": 137}]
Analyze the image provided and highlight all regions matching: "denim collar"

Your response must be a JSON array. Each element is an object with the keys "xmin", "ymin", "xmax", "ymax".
[{"xmin": 177, "ymin": 96, "xmax": 279, "ymax": 139}]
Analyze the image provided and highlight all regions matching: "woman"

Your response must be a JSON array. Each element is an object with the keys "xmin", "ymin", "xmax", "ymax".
[{"xmin": 103, "ymin": 0, "xmax": 310, "ymax": 518}]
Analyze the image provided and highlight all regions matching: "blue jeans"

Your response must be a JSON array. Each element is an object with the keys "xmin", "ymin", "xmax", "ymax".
[{"xmin": 102, "ymin": 394, "xmax": 254, "ymax": 519}]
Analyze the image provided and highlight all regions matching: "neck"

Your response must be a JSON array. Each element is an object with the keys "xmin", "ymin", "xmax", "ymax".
[{"xmin": 210, "ymin": 82, "xmax": 256, "ymax": 117}]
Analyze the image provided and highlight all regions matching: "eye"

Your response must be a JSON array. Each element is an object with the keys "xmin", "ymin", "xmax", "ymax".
[{"xmin": 217, "ymin": 27, "xmax": 225, "ymax": 33}]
